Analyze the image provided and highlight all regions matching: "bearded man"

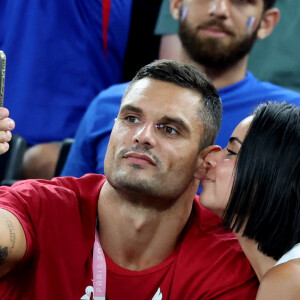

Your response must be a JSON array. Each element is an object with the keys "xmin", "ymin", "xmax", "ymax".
[{"xmin": 61, "ymin": 0, "xmax": 300, "ymax": 178}]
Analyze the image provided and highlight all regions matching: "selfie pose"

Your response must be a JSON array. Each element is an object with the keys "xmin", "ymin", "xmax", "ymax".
[{"xmin": 0, "ymin": 60, "xmax": 258, "ymax": 299}]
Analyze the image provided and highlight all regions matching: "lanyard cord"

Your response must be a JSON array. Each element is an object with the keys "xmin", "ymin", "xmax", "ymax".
[{"xmin": 93, "ymin": 230, "xmax": 106, "ymax": 299}]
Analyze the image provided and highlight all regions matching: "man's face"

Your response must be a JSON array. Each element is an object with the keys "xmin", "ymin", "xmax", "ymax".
[
  {"xmin": 178, "ymin": 0, "xmax": 265, "ymax": 70},
  {"xmin": 104, "ymin": 78, "xmax": 204, "ymax": 206}
]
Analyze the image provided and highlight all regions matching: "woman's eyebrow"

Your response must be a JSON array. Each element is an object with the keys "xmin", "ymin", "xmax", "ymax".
[{"xmin": 229, "ymin": 136, "xmax": 243, "ymax": 145}]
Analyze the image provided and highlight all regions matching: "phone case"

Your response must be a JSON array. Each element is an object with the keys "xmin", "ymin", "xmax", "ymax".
[{"xmin": 0, "ymin": 51, "xmax": 6, "ymax": 107}]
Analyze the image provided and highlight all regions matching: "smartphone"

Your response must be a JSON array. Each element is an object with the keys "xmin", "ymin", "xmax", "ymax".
[{"xmin": 0, "ymin": 51, "xmax": 6, "ymax": 107}]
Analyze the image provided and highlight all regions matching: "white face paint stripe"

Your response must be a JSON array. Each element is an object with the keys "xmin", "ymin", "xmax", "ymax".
[{"xmin": 180, "ymin": 4, "xmax": 188, "ymax": 21}]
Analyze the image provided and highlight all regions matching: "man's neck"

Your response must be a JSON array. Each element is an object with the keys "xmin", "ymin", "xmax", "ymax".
[
  {"xmin": 97, "ymin": 180, "xmax": 198, "ymax": 271},
  {"xmin": 180, "ymin": 49, "xmax": 248, "ymax": 89}
]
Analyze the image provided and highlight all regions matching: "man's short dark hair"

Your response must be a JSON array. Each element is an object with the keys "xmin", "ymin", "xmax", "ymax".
[
  {"xmin": 124, "ymin": 59, "xmax": 222, "ymax": 151},
  {"xmin": 223, "ymin": 102, "xmax": 300, "ymax": 260},
  {"xmin": 264, "ymin": 0, "xmax": 276, "ymax": 10}
]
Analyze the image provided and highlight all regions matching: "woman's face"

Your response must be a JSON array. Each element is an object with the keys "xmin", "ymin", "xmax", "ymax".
[{"xmin": 199, "ymin": 116, "xmax": 253, "ymax": 217}]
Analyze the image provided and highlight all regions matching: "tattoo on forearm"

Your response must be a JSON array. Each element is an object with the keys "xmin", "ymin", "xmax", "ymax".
[
  {"xmin": 0, "ymin": 211, "xmax": 16, "ymax": 265},
  {"xmin": 0, "ymin": 246, "xmax": 8, "ymax": 265}
]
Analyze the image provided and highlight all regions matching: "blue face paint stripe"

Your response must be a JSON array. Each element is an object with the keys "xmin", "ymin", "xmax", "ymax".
[
  {"xmin": 246, "ymin": 17, "xmax": 256, "ymax": 33},
  {"xmin": 180, "ymin": 5, "xmax": 188, "ymax": 22},
  {"xmin": 155, "ymin": 123, "xmax": 164, "ymax": 129}
]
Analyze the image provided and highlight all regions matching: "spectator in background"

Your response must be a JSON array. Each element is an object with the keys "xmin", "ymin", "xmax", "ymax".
[
  {"xmin": 155, "ymin": 0, "xmax": 300, "ymax": 92},
  {"xmin": 61, "ymin": 0, "xmax": 300, "ymax": 180},
  {"xmin": 122, "ymin": 0, "xmax": 162, "ymax": 82},
  {"xmin": 0, "ymin": 0, "xmax": 133, "ymax": 178},
  {"xmin": 154, "ymin": 0, "xmax": 181, "ymax": 61}
]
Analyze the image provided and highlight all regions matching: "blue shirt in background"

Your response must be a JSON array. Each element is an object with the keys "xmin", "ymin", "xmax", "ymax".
[{"xmin": 0, "ymin": 0, "xmax": 132, "ymax": 145}]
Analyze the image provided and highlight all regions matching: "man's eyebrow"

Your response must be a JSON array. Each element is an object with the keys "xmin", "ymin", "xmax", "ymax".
[
  {"xmin": 119, "ymin": 104, "xmax": 142, "ymax": 114},
  {"xmin": 160, "ymin": 116, "xmax": 190, "ymax": 134},
  {"xmin": 229, "ymin": 137, "xmax": 243, "ymax": 145}
]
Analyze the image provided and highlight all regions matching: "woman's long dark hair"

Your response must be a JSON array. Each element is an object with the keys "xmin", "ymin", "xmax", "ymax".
[{"xmin": 223, "ymin": 102, "xmax": 300, "ymax": 260}]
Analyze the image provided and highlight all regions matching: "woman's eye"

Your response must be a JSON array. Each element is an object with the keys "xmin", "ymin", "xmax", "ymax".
[
  {"xmin": 126, "ymin": 116, "xmax": 139, "ymax": 123},
  {"xmin": 226, "ymin": 148, "xmax": 237, "ymax": 157}
]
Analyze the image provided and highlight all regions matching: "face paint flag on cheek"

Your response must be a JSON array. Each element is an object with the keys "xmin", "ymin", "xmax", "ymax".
[
  {"xmin": 155, "ymin": 123, "xmax": 164, "ymax": 129},
  {"xmin": 180, "ymin": 5, "xmax": 188, "ymax": 22},
  {"xmin": 246, "ymin": 17, "xmax": 257, "ymax": 34}
]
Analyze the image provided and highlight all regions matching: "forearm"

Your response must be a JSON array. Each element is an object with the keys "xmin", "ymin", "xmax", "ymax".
[{"xmin": 0, "ymin": 209, "xmax": 26, "ymax": 278}]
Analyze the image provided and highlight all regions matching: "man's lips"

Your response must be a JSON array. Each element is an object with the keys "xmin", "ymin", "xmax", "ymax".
[
  {"xmin": 199, "ymin": 26, "xmax": 229, "ymax": 38},
  {"xmin": 124, "ymin": 153, "xmax": 156, "ymax": 166}
]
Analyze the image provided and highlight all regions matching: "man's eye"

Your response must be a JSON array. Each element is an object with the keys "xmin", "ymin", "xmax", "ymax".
[
  {"xmin": 226, "ymin": 148, "xmax": 237, "ymax": 157},
  {"xmin": 126, "ymin": 116, "xmax": 139, "ymax": 123},
  {"xmin": 233, "ymin": 0, "xmax": 254, "ymax": 4},
  {"xmin": 164, "ymin": 126, "xmax": 178, "ymax": 135}
]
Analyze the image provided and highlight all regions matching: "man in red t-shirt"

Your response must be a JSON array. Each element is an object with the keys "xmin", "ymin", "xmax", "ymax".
[{"xmin": 0, "ymin": 60, "xmax": 258, "ymax": 299}]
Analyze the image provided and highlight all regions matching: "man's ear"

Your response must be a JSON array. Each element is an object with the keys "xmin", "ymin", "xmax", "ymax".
[
  {"xmin": 257, "ymin": 8, "xmax": 280, "ymax": 40},
  {"xmin": 194, "ymin": 145, "xmax": 221, "ymax": 180},
  {"xmin": 170, "ymin": 0, "xmax": 183, "ymax": 20}
]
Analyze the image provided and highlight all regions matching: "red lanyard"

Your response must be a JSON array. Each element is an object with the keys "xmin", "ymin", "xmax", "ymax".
[{"xmin": 93, "ymin": 231, "xmax": 106, "ymax": 299}]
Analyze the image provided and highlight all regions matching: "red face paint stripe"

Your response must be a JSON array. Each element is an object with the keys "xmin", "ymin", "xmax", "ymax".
[
  {"xmin": 155, "ymin": 123, "xmax": 164, "ymax": 129},
  {"xmin": 102, "ymin": 0, "xmax": 111, "ymax": 59}
]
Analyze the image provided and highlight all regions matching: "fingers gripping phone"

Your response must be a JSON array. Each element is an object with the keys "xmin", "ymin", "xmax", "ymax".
[{"xmin": 0, "ymin": 51, "xmax": 6, "ymax": 107}]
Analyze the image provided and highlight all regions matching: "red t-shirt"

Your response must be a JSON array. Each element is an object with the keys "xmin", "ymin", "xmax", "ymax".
[
  {"xmin": 0, "ymin": 174, "xmax": 258, "ymax": 299},
  {"xmin": 106, "ymin": 197, "xmax": 258, "ymax": 299}
]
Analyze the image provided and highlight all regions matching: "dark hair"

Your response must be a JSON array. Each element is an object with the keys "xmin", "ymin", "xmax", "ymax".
[
  {"xmin": 124, "ymin": 59, "xmax": 222, "ymax": 151},
  {"xmin": 223, "ymin": 102, "xmax": 300, "ymax": 260},
  {"xmin": 264, "ymin": 0, "xmax": 276, "ymax": 10}
]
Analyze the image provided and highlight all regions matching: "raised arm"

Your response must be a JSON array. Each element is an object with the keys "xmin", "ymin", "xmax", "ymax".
[
  {"xmin": 0, "ymin": 208, "xmax": 26, "ymax": 278},
  {"xmin": 0, "ymin": 107, "xmax": 15, "ymax": 154}
]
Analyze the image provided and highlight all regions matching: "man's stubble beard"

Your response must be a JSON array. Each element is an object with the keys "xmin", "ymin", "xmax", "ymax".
[
  {"xmin": 179, "ymin": 19, "xmax": 260, "ymax": 72},
  {"xmin": 105, "ymin": 159, "xmax": 194, "ymax": 211},
  {"xmin": 107, "ymin": 170, "xmax": 185, "ymax": 211},
  {"xmin": 104, "ymin": 146, "xmax": 179, "ymax": 211}
]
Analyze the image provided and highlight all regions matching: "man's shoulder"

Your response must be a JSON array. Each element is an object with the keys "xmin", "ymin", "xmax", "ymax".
[
  {"xmin": 221, "ymin": 72, "xmax": 300, "ymax": 104},
  {"xmin": 84, "ymin": 82, "xmax": 130, "ymax": 121},
  {"xmin": 192, "ymin": 198, "xmax": 223, "ymax": 230},
  {"xmin": 10, "ymin": 174, "xmax": 106, "ymax": 198},
  {"xmin": 177, "ymin": 199, "xmax": 258, "ymax": 299},
  {"xmin": 190, "ymin": 199, "xmax": 240, "ymax": 245},
  {"xmin": 94, "ymin": 82, "xmax": 130, "ymax": 103},
  {"xmin": 189, "ymin": 199, "xmax": 248, "ymax": 259},
  {"xmin": 255, "ymin": 77, "xmax": 300, "ymax": 99},
  {"xmin": 246, "ymin": 73, "xmax": 300, "ymax": 103}
]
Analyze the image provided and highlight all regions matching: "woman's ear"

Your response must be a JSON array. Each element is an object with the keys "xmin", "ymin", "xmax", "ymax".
[
  {"xmin": 170, "ymin": 0, "xmax": 183, "ymax": 20},
  {"xmin": 257, "ymin": 8, "xmax": 280, "ymax": 40},
  {"xmin": 194, "ymin": 145, "xmax": 221, "ymax": 180}
]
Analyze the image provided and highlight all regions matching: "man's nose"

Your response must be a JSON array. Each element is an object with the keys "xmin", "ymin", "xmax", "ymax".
[
  {"xmin": 208, "ymin": 0, "xmax": 230, "ymax": 19},
  {"xmin": 132, "ymin": 123, "xmax": 157, "ymax": 148}
]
